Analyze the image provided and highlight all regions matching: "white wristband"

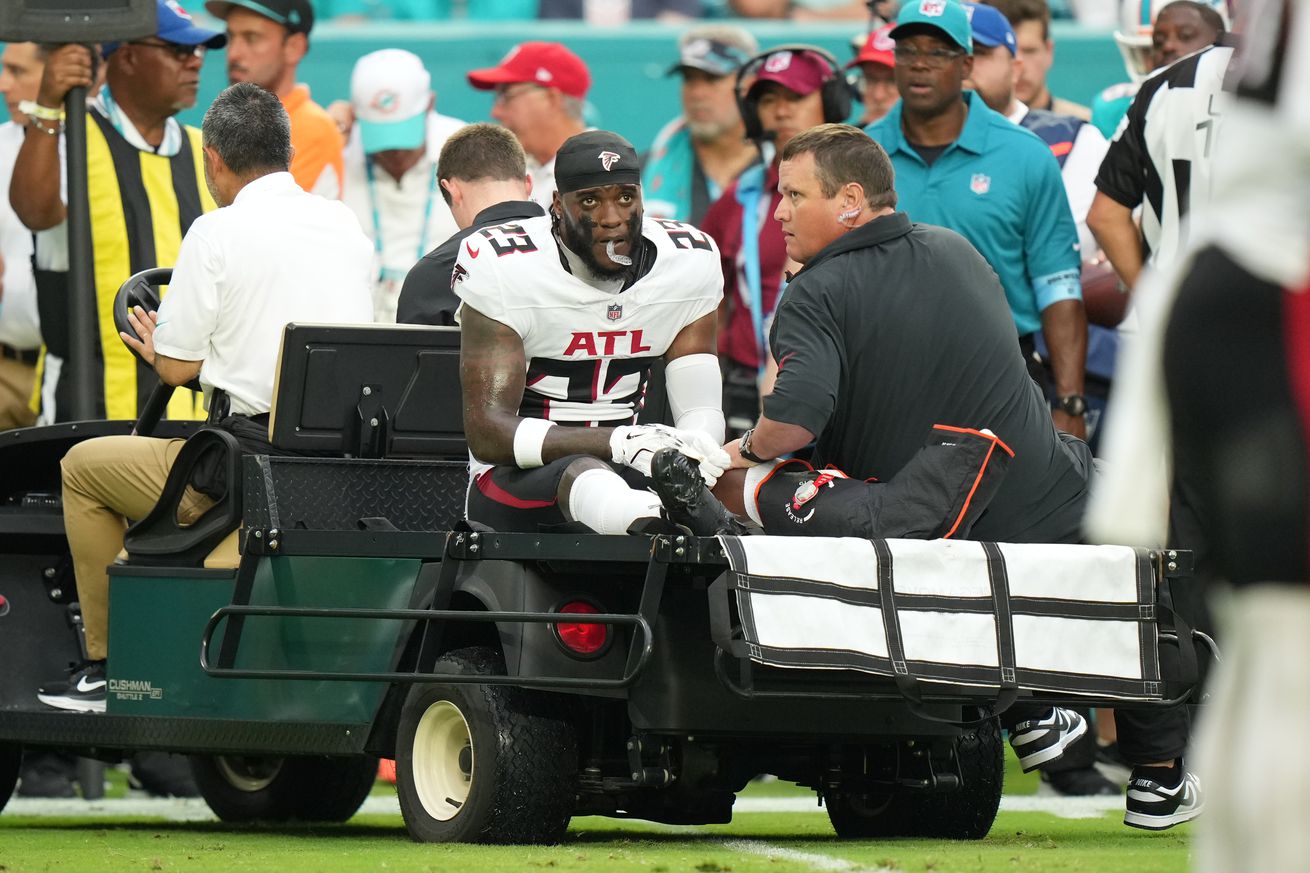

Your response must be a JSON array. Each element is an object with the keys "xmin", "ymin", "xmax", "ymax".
[
  {"xmin": 512, "ymin": 418, "xmax": 556, "ymax": 468},
  {"xmin": 18, "ymin": 100, "xmax": 64, "ymax": 122}
]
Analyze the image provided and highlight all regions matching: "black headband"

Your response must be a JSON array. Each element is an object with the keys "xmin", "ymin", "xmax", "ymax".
[{"xmin": 554, "ymin": 130, "xmax": 641, "ymax": 194}]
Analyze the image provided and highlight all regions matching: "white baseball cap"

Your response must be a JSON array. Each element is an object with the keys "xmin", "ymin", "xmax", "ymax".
[{"xmin": 351, "ymin": 49, "xmax": 432, "ymax": 154}]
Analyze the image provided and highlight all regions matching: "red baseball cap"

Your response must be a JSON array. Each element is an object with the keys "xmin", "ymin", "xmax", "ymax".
[
  {"xmin": 848, "ymin": 24, "xmax": 896, "ymax": 70},
  {"xmin": 467, "ymin": 41, "xmax": 591, "ymax": 100},
  {"xmin": 747, "ymin": 49, "xmax": 832, "ymax": 98}
]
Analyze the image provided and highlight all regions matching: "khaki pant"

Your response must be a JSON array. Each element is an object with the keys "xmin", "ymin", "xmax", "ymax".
[
  {"xmin": 61, "ymin": 436, "xmax": 213, "ymax": 661},
  {"xmin": 0, "ymin": 355, "xmax": 37, "ymax": 430}
]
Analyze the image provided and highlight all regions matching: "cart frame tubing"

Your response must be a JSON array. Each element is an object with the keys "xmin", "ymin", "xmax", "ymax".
[{"xmin": 197, "ymin": 529, "xmax": 711, "ymax": 689}]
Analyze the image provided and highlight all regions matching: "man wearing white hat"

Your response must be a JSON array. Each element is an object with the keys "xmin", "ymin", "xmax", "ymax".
[{"xmin": 342, "ymin": 49, "xmax": 465, "ymax": 323}]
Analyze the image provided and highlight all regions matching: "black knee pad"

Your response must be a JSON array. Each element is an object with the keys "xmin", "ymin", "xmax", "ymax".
[{"xmin": 756, "ymin": 466, "xmax": 877, "ymax": 536}]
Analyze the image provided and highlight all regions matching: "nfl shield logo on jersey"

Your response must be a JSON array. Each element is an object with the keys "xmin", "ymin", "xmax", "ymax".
[
  {"xmin": 607, "ymin": 303, "xmax": 623, "ymax": 321},
  {"xmin": 970, "ymin": 174, "xmax": 991, "ymax": 195}
]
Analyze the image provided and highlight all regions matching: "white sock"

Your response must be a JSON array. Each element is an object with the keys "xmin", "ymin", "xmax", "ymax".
[{"xmin": 566, "ymin": 468, "xmax": 662, "ymax": 535}]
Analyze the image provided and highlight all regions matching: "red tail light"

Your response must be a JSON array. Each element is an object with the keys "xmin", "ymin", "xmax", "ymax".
[{"xmin": 553, "ymin": 600, "xmax": 608, "ymax": 657}]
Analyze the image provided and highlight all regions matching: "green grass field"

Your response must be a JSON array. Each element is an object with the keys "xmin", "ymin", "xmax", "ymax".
[{"xmin": 0, "ymin": 752, "xmax": 1189, "ymax": 873}]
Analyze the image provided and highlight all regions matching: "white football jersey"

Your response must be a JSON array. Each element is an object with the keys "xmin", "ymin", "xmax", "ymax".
[{"xmin": 454, "ymin": 214, "xmax": 722, "ymax": 435}]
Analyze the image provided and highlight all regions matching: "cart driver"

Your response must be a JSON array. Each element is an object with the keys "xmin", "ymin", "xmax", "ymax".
[
  {"xmin": 36, "ymin": 83, "xmax": 373, "ymax": 713},
  {"xmin": 454, "ymin": 130, "xmax": 733, "ymax": 536}
]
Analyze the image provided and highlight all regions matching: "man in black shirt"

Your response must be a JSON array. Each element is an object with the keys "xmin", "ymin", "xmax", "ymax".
[
  {"xmin": 653, "ymin": 122, "xmax": 1097, "ymax": 787},
  {"xmin": 659, "ymin": 123, "xmax": 1090, "ymax": 545},
  {"xmin": 396, "ymin": 122, "xmax": 544, "ymax": 326}
]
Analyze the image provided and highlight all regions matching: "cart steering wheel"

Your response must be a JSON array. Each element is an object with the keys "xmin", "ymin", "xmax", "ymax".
[
  {"xmin": 113, "ymin": 268, "xmax": 202, "ymax": 435},
  {"xmin": 114, "ymin": 267, "xmax": 167, "ymax": 364}
]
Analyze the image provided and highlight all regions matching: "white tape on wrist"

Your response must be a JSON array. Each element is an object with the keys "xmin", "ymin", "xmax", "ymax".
[{"xmin": 512, "ymin": 418, "xmax": 556, "ymax": 468}]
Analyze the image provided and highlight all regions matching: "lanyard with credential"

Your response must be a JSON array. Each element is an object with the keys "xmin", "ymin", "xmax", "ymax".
[
  {"xmin": 365, "ymin": 155, "xmax": 438, "ymax": 279},
  {"xmin": 736, "ymin": 164, "xmax": 770, "ymax": 376}
]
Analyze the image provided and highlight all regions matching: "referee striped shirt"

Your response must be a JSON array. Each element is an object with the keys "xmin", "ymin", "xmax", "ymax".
[
  {"xmin": 1094, "ymin": 43, "xmax": 1235, "ymax": 273},
  {"xmin": 1183, "ymin": 0, "xmax": 1310, "ymax": 292}
]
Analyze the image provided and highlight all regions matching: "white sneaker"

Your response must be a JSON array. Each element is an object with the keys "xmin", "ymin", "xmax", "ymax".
[
  {"xmin": 1125, "ymin": 764, "xmax": 1203, "ymax": 830},
  {"xmin": 1008, "ymin": 707, "xmax": 1087, "ymax": 772}
]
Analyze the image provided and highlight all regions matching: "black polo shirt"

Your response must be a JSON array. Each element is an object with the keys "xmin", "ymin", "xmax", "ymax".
[
  {"xmin": 764, "ymin": 212, "xmax": 1089, "ymax": 544},
  {"xmin": 396, "ymin": 199, "xmax": 546, "ymax": 326}
]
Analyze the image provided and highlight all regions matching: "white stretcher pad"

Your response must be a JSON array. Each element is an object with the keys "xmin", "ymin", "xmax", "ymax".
[{"xmin": 713, "ymin": 536, "xmax": 1164, "ymax": 701}]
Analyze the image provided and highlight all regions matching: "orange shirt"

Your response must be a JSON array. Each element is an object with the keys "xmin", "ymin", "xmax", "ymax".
[{"xmin": 282, "ymin": 84, "xmax": 344, "ymax": 198}]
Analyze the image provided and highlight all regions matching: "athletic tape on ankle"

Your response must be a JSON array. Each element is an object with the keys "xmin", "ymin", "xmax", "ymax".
[
  {"xmin": 513, "ymin": 418, "xmax": 556, "ymax": 468},
  {"xmin": 742, "ymin": 462, "xmax": 779, "ymax": 527}
]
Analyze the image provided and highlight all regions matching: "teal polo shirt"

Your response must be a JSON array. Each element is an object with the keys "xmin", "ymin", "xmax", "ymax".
[{"xmin": 865, "ymin": 92, "xmax": 1081, "ymax": 337}]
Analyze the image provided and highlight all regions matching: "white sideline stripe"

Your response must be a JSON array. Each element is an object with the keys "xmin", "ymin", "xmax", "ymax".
[
  {"xmin": 721, "ymin": 839, "xmax": 888, "ymax": 872},
  {"xmin": 3, "ymin": 793, "xmax": 1123, "ymax": 821}
]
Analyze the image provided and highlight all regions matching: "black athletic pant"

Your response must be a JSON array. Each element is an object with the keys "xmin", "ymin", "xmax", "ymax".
[{"xmin": 1113, "ymin": 246, "xmax": 1310, "ymax": 767}]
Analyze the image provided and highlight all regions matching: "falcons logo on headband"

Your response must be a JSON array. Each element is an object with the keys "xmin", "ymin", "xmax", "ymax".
[{"xmin": 598, "ymin": 150, "xmax": 621, "ymax": 171}]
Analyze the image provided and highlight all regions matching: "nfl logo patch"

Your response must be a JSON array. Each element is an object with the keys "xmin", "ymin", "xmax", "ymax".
[
  {"xmin": 920, "ymin": 0, "xmax": 946, "ymax": 15},
  {"xmin": 970, "ymin": 174, "xmax": 991, "ymax": 195},
  {"xmin": 607, "ymin": 303, "xmax": 623, "ymax": 321}
]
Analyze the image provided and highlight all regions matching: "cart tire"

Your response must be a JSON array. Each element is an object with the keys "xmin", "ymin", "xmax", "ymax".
[
  {"xmin": 826, "ymin": 718, "xmax": 1004, "ymax": 840},
  {"xmin": 824, "ymin": 782, "xmax": 911, "ymax": 838},
  {"xmin": 908, "ymin": 716, "xmax": 1004, "ymax": 839},
  {"xmin": 288, "ymin": 755, "xmax": 379, "ymax": 823},
  {"xmin": 0, "ymin": 744, "xmax": 20, "ymax": 815},
  {"xmin": 395, "ymin": 645, "xmax": 577, "ymax": 844},
  {"xmin": 190, "ymin": 754, "xmax": 378, "ymax": 823}
]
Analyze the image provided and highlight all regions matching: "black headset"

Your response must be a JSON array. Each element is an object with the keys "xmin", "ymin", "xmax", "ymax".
[{"xmin": 734, "ymin": 44, "xmax": 856, "ymax": 142}]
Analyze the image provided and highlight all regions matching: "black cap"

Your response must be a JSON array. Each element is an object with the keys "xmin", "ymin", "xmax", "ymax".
[
  {"xmin": 205, "ymin": 0, "xmax": 314, "ymax": 34},
  {"xmin": 554, "ymin": 130, "xmax": 641, "ymax": 194}
]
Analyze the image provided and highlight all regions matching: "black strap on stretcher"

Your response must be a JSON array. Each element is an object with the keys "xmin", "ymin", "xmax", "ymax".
[
  {"xmin": 874, "ymin": 539, "xmax": 1019, "ymax": 725},
  {"xmin": 708, "ymin": 538, "xmax": 1205, "ymax": 717}
]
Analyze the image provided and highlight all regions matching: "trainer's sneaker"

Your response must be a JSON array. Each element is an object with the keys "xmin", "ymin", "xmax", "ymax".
[
  {"xmin": 37, "ymin": 660, "xmax": 107, "ymax": 713},
  {"xmin": 650, "ymin": 448, "xmax": 749, "ymax": 537},
  {"xmin": 1124, "ymin": 763, "xmax": 1203, "ymax": 830},
  {"xmin": 1008, "ymin": 707, "xmax": 1088, "ymax": 772}
]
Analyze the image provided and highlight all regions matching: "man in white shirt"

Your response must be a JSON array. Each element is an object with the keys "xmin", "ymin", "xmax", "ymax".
[
  {"xmin": 38, "ymin": 83, "xmax": 373, "ymax": 713},
  {"xmin": 466, "ymin": 41, "xmax": 592, "ymax": 211},
  {"xmin": 0, "ymin": 42, "xmax": 46, "ymax": 430},
  {"xmin": 342, "ymin": 49, "xmax": 464, "ymax": 323}
]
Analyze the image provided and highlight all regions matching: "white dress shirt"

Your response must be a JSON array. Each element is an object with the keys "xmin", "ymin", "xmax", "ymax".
[
  {"xmin": 0, "ymin": 122, "xmax": 42, "ymax": 351},
  {"xmin": 152, "ymin": 171, "xmax": 374, "ymax": 416}
]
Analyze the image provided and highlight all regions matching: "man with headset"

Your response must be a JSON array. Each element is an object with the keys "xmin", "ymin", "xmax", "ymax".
[{"xmin": 700, "ymin": 45, "xmax": 851, "ymax": 437}]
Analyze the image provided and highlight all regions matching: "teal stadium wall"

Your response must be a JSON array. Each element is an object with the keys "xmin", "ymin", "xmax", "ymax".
[{"xmin": 3, "ymin": 21, "xmax": 1126, "ymax": 156}]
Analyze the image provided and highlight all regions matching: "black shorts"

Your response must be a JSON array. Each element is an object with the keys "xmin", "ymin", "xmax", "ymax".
[{"xmin": 466, "ymin": 454, "xmax": 649, "ymax": 533}]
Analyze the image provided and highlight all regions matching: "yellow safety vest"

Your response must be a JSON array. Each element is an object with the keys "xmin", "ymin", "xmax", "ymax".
[{"xmin": 34, "ymin": 110, "xmax": 216, "ymax": 421}]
